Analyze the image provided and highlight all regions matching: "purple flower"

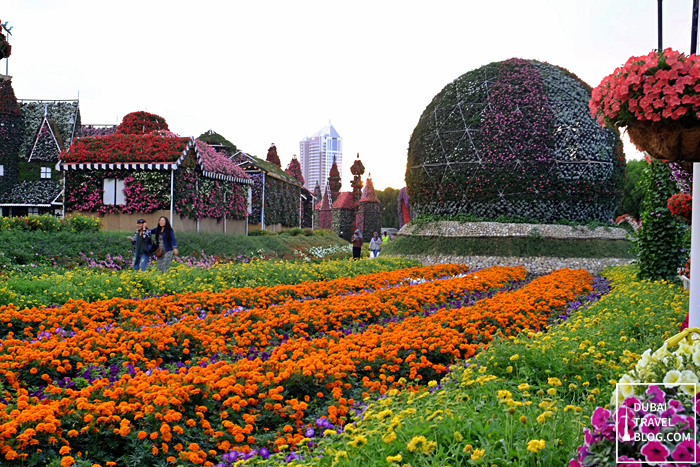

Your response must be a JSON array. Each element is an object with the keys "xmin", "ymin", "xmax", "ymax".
[
  {"xmin": 591, "ymin": 407, "xmax": 610, "ymax": 431},
  {"xmin": 640, "ymin": 414, "xmax": 661, "ymax": 435},
  {"xmin": 259, "ymin": 447, "xmax": 270, "ymax": 459}
]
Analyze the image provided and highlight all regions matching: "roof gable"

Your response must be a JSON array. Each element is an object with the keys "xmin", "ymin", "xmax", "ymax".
[
  {"xmin": 20, "ymin": 101, "xmax": 79, "ymax": 159},
  {"xmin": 28, "ymin": 116, "xmax": 62, "ymax": 162}
]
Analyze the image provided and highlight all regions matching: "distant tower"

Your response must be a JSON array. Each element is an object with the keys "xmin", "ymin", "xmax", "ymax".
[{"xmin": 299, "ymin": 120, "xmax": 342, "ymax": 193}]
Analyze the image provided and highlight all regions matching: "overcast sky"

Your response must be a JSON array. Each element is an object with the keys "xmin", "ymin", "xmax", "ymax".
[{"xmin": 3, "ymin": 1, "xmax": 697, "ymax": 190}]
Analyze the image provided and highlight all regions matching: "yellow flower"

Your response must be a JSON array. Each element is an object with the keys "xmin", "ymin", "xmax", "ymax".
[
  {"xmin": 510, "ymin": 354, "xmax": 519, "ymax": 361},
  {"xmin": 547, "ymin": 377, "xmax": 562, "ymax": 386},
  {"xmin": 323, "ymin": 429, "xmax": 336, "ymax": 436},
  {"xmin": 564, "ymin": 405, "xmax": 575, "ymax": 412},
  {"xmin": 519, "ymin": 415, "xmax": 527, "ymax": 424},
  {"xmin": 428, "ymin": 380, "xmax": 438, "ymax": 387},
  {"xmin": 471, "ymin": 448, "xmax": 485, "ymax": 460},
  {"xmin": 383, "ymin": 432, "xmax": 397, "ymax": 444},
  {"xmin": 453, "ymin": 431, "xmax": 463, "ymax": 442},
  {"xmin": 506, "ymin": 366, "xmax": 513, "ymax": 373},
  {"xmin": 463, "ymin": 444, "xmax": 473, "ymax": 453},
  {"xmin": 377, "ymin": 409, "xmax": 393, "ymax": 421},
  {"xmin": 426, "ymin": 410, "xmax": 443, "ymax": 421},
  {"xmin": 386, "ymin": 454, "xmax": 403, "ymax": 463},
  {"xmin": 527, "ymin": 439, "xmax": 546, "ymax": 453},
  {"xmin": 517, "ymin": 383, "xmax": 530, "ymax": 391},
  {"xmin": 407, "ymin": 435, "xmax": 428, "ymax": 452},
  {"xmin": 547, "ymin": 388, "xmax": 557, "ymax": 395},
  {"xmin": 569, "ymin": 383, "xmax": 577, "ymax": 390},
  {"xmin": 536, "ymin": 413, "xmax": 547, "ymax": 424},
  {"xmin": 423, "ymin": 440, "xmax": 437, "ymax": 454},
  {"xmin": 348, "ymin": 435, "xmax": 368, "ymax": 448}
]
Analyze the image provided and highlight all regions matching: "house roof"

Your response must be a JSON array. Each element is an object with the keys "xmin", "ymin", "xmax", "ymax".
[
  {"xmin": 0, "ymin": 180, "xmax": 63, "ymax": 207},
  {"xmin": 232, "ymin": 151, "xmax": 301, "ymax": 186},
  {"xmin": 59, "ymin": 135, "xmax": 252, "ymax": 185},
  {"xmin": 19, "ymin": 100, "xmax": 79, "ymax": 159},
  {"xmin": 197, "ymin": 129, "xmax": 237, "ymax": 149},
  {"xmin": 334, "ymin": 191, "xmax": 354, "ymax": 209}
]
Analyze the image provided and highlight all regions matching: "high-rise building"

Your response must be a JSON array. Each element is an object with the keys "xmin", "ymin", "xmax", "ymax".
[{"xmin": 299, "ymin": 121, "xmax": 342, "ymax": 193}]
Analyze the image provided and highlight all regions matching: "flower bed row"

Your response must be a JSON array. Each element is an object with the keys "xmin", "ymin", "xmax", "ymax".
[
  {"xmin": 240, "ymin": 265, "xmax": 686, "ymax": 467},
  {"xmin": 0, "ymin": 265, "xmax": 591, "ymax": 466},
  {"xmin": 0, "ymin": 257, "xmax": 424, "ymax": 309}
]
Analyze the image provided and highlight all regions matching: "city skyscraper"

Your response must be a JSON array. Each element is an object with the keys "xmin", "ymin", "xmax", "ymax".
[{"xmin": 299, "ymin": 121, "xmax": 342, "ymax": 193}]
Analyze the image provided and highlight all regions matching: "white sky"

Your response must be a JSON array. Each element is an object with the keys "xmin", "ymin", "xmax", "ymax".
[{"xmin": 3, "ymin": 1, "xmax": 697, "ymax": 190}]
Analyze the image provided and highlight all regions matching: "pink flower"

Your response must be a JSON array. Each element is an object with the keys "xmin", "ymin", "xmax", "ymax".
[
  {"xmin": 640, "ymin": 440, "xmax": 670, "ymax": 463},
  {"xmin": 672, "ymin": 439, "xmax": 698, "ymax": 463}
]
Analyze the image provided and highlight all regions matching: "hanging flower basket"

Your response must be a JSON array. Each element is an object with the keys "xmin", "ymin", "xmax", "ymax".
[
  {"xmin": 667, "ymin": 192, "xmax": 692, "ymax": 223},
  {"xmin": 627, "ymin": 120, "xmax": 700, "ymax": 162},
  {"xmin": 590, "ymin": 49, "xmax": 700, "ymax": 162}
]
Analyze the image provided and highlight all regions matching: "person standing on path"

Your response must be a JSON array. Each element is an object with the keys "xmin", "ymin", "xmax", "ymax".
[
  {"xmin": 351, "ymin": 229, "xmax": 363, "ymax": 260},
  {"xmin": 127, "ymin": 218, "xmax": 153, "ymax": 271},
  {"xmin": 151, "ymin": 216, "xmax": 179, "ymax": 273},
  {"xmin": 369, "ymin": 231, "xmax": 382, "ymax": 259}
]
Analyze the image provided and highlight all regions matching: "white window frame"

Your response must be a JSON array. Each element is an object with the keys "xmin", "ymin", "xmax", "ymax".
[
  {"xmin": 41, "ymin": 167, "xmax": 52, "ymax": 179},
  {"xmin": 28, "ymin": 207, "xmax": 39, "ymax": 215},
  {"xmin": 103, "ymin": 178, "xmax": 126, "ymax": 205}
]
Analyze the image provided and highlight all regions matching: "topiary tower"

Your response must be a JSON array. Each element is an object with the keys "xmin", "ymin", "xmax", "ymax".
[
  {"xmin": 0, "ymin": 77, "xmax": 21, "ymax": 198},
  {"xmin": 357, "ymin": 175, "xmax": 382, "ymax": 241},
  {"xmin": 405, "ymin": 58, "xmax": 625, "ymax": 223},
  {"xmin": 266, "ymin": 143, "xmax": 281, "ymax": 167},
  {"xmin": 319, "ymin": 184, "xmax": 332, "ymax": 229},
  {"xmin": 328, "ymin": 156, "xmax": 342, "ymax": 203},
  {"xmin": 286, "ymin": 155, "xmax": 304, "ymax": 185}
]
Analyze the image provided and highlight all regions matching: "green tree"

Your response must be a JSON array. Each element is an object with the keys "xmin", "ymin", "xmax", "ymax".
[
  {"xmin": 376, "ymin": 187, "xmax": 399, "ymax": 228},
  {"xmin": 633, "ymin": 159, "xmax": 688, "ymax": 281},
  {"xmin": 615, "ymin": 159, "xmax": 647, "ymax": 219}
]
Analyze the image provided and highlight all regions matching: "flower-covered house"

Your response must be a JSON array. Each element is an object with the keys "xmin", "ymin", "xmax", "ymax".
[
  {"xmin": 0, "ymin": 73, "xmax": 80, "ymax": 217},
  {"xmin": 232, "ymin": 150, "xmax": 310, "ymax": 231},
  {"xmin": 58, "ymin": 111, "xmax": 253, "ymax": 233}
]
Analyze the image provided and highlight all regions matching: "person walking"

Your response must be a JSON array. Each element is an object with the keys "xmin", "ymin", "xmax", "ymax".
[
  {"xmin": 151, "ymin": 216, "xmax": 179, "ymax": 273},
  {"xmin": 351, "ymin": 229, "xmax": 363, "ymax": 260},
  {"xmin": 369, "ymin": 231, "xmax": 382, "ymax": 259},
  {"xmin": 127, "ymin": 218, "xmax": 154, "ymax": 271}
]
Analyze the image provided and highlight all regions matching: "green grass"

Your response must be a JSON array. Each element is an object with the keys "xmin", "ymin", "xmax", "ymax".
[
  {"xmin": 383, "ymin": 235, "xmax": 635, "ymax": 258},
  {"xmin": 0, "ymin": 229, "xmax": 348, "ymax": 268}
]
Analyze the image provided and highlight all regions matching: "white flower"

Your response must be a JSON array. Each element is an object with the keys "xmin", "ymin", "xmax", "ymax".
[
  {"xmin": 613, "ymin": 374, "xmax": 637, "ymax": 405},
  {"xmin": 678, "ymin": 370, "xmax": 699, "ymax": 395},
  {"xmin": 635, "ymin": 349, "xmax": 652, "ymax": 378},
  {"xmin": 678, "ymin": 341, "xmax": 694, "ymax": 358},
  {"xmin": 663, "ymin": 370, "xmax": 682, "ymax": 387},
  {"xmin": 692, "ymin": 349, "xmax": 700, "ymax": 367},
  {"xmin": 652, "ymin": 343, "xmax": 671, "ymax": 362}
]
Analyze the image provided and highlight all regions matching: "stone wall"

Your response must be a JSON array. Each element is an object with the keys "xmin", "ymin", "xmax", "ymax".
[
  {"xmin": 400, "ymin": 221, "xmax": 628, "ymax": 240},
  {"xmin": 394, "ymin": 254, "xmax": 634, "ymax": 275}
]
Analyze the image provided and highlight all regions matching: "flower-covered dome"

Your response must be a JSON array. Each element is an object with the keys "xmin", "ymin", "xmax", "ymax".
[{"xmin": 405, "ymin": 58, "xmax": 625, "ymax": 222}]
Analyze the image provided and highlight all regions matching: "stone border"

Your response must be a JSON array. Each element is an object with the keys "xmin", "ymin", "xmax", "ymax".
[
  {"xmin": 399, "ymin": 221, "xmax": 629, "ymax": 240},
  {"xmin": 393, "ymin": 254, "xmax": 635, "ymax": 275}
]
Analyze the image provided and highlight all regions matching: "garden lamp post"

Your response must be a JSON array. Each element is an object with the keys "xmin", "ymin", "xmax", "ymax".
[{"xmin": 658, "ymin": 0, "xmax": 663, "ymax": 50}]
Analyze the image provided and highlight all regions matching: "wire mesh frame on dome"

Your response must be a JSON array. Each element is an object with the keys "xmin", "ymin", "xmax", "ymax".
[{"xmin": 405, "ymin": 58, "xmax": 625, "ymax": 223}]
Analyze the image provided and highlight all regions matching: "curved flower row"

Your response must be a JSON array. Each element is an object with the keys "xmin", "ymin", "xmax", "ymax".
[{"xmin": 0, "ymin": 265, "xmax": 591, "ymax": 466}]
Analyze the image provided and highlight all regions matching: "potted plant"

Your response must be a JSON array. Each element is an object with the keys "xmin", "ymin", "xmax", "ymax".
[{"xmin": 589, "ymin": 49, "xmax": 700, "ymax": 162}]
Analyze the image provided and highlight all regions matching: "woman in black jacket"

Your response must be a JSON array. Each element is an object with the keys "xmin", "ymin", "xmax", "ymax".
[{"xmin": 151, "ymin": 216, "xmax": 179, "ymax": 273}]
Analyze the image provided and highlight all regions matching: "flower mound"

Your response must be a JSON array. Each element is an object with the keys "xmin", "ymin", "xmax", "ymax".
[{"xmin": 406, "ymin": 58, "xmax": 624, "ymax": 223}]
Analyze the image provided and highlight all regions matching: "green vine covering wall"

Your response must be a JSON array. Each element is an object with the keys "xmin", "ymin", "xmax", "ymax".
[
  {"xmin": 406, "ymin": 59, "xmax": 625, "ymax": 222},
  {"xmin": 633, "ymin": 159, "xmax": 688, "ymax": 281}
]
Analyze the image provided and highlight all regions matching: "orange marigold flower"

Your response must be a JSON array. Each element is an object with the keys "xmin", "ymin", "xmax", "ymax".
[
  {"xmin": 137, "ymin": 431, "xmax": 147, "ymax": 440},
  {"xmin": 61, "ymin": 456, "xmax": 75, "ymax": 467},
  {"xmin": 59, "ymin": 446, "xmax": 71, "ymax": 455}
]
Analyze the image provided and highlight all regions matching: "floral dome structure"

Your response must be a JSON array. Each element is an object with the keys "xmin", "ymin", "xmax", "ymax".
[{"xmin": 405, "ymin": 58, "xmax": 625, "ymax": 222}]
